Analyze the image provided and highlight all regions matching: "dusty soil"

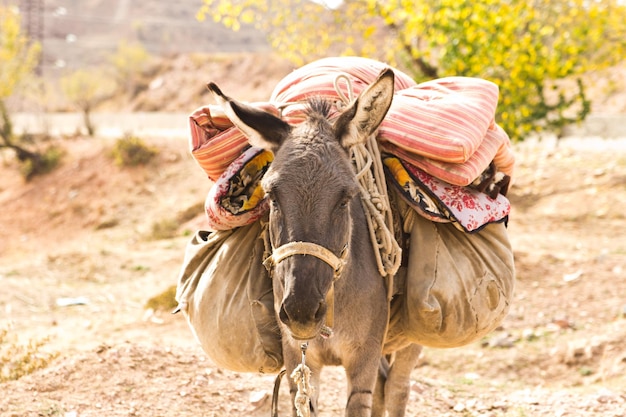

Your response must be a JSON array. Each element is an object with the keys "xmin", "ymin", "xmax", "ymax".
[{"xmin": 1, "ymin": 136, "xmax": 626, "ymax": 415}]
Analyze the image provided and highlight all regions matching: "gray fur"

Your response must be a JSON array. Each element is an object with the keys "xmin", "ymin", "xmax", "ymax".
[{"xmin": 210, "ymin": 69, "xmax": 421, "ymax": 417}]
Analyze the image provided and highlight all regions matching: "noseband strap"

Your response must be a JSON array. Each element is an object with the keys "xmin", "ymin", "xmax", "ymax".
[
  {"xmin": 263, "ymin": 241, "xmax": 347, "ymax": 279},
  {"xmin": 264, "ymin": 241, "xmax": 347, "ymax": 338}
]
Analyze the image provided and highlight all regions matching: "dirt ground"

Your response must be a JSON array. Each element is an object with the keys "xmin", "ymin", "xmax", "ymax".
[{"xmin": 1, "ymin": 127, "xmax": 625, "ymax": 417}]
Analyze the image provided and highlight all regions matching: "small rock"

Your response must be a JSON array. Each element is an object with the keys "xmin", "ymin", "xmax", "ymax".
[
  {"xmin": 249, "ymin": 390, "xmax": 268, "ymax": 406},
  {"xmin": 464, "ymin": 372, "xmax": 481, "ymax": 381},
  {"xmin": 410, "ymin": 381, "xmax": 426, "ymax": 394},
  {"xmin": 453, "ymin": 402, "xmax": 466, "ymax": 412},
  {"xmin": 563, "ymin": 269, "xmax": 583, "ymax": 282},
  {"xmin": 484, "ymin": 332, "xmax": 517, "ymax": 348},
  {"xmin": 596, "ymin": 388, "xmax": 623, "ymax": 404},
  {"xmin": 552, "ymin": 317, "xmax": 575, "ymax": 330},
  {"xmin": 56, "ymin": 296, "xmax": 89, "ymax": 307},
  {"xmin": 522, "ymin": 328, "xmax": 537, "ymax": 341}
]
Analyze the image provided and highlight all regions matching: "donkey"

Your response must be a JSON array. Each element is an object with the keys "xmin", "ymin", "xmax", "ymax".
[{"xmin": 208, "ymin": 69, "xmax": 422, "ymax": 417}]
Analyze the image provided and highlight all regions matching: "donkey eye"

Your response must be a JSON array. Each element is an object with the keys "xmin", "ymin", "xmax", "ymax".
[{"xmin": 266, "ymin": 191, "xmax": 280, "ymax": 211}]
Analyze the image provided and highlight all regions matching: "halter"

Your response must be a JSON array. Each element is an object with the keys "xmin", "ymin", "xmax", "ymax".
[
  {"xmin": 263, "ymin": 241, "xmax": 347, "ymax": 279},
  {"xmin": 263, "ymin": 241, "xmax": 348, "ymax": 338}
]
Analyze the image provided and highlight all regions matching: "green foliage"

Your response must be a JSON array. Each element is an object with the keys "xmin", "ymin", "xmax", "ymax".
[
  {"xmin": 0, "ymin": 6, "xmax": 56, "ymax": 179},
  {"xmin": 149, "ymin": 202, "xmax": 204, "ymax": 240},
  {"xmin": 0, "ymin": 326, "xmax": 58, "ymax": 382},
  {"xmin": 177, "ymin": 202, "xmax": 205, "ymax": 223},
  {"xmin": 60, "ymin": 69, "xmax": 115, "ymax": 136},
  {"xmin": 198, "ymin": 0, "xmax": 626, "ymax": 140},
  {"xmin": 18, "ymin": 143, "xmax": 64, "ymax": 180},
  {"xmin": 110, "ymin": 134, "xmax": 158, "ymax": 167},
  {"xmin": 145, "ymin": 285, "xmax": 178, "ymax": 311},
  {"xmin": 108, "ymin": 40, "xmax": 152, "ymax": 97},
  {"xmin": 0, "ymin": 6, "xmax": 40, "ymax": 100},
  {"xmin": 150, "ymin": 218, "xmax": 179, "ymax": 240}
]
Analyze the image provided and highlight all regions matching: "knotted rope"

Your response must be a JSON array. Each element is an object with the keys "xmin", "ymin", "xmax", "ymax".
[
  {"xmin": 291, "ymin": 342, "xmax": 313, "ymax": 417},
  {"xmin": 333, "ymin": 74, "xmax": 402, "ymax": 300}
]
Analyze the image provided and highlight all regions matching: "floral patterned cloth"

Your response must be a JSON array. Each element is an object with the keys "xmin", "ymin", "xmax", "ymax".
[
  {"xmin": 383, "ymin": 155, "xmax": 510, "ymax": 233},
  {"xmin": 204, "ymin": 147, "xmax": 273, "ymax": 231}
]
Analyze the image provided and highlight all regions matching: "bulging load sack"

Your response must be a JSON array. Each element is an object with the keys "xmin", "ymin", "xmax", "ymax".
[
  {"xmin": 393, "ymin": 194, "xmax": 515, "ymax": 348},
  {"xmin": 175, "ymin": 220, "xmax": 283, "ymax": 373},
  {"xmin": 179, "ymin": 56, "xmax": 516, "ymax": 366}
]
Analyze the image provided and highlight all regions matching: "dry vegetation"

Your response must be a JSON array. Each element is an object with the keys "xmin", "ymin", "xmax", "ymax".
[{"xmin": 0, "ymin": 129, "xmax": 625, "ymax": 416}]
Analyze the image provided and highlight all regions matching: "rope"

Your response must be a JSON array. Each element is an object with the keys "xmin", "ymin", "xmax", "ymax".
[
  {"xmin": 291, "ymin": 343, "xmax": 313, "ymax": 417},
  {"xmin": 332, "ymin": 74, "xmax": 401, "ymax": 299},
  {"xmin": 333, "ymin": 73, "xmax": 354, "ymax": 109},
  {"xmin": 271, "ymin": 369, "xmax": 287, "ymax": 417},
  {"xmin": 269, "ymin": 75, "xmax": 402, "ymax": 292},
  {"xmin": 351, "ymin": 139, "xmax": 402, "ymax": 278}
]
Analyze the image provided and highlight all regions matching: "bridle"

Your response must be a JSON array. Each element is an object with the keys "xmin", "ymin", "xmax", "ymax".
[
  {"xmin": 263, "ymin": 240, "xmax": 348, "ymax": 338},
  {"xmin": 263, "ymin": 241, "xmax": 347, "ymax": 280}
]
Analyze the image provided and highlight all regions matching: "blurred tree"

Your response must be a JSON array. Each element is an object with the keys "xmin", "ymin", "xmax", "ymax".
[
  {"xmin": 61, "ymin": 69, "xmax": 115, "ymax": 136},
  {"xmin": 108, "ymin": 40, "xmax": 151, "ymax": 98},
  {"xmin": 0, "ymin": 5, "xmax": 56, "ymax": 180},
  {"xmin": 198, "ymin": 0, "xmax": 626, "ymax": 140},
  {"xmin": 0, "ymin": 6, "xmax": 40, "ymax": 140}
]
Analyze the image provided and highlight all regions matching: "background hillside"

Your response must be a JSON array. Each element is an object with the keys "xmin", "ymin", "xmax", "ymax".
[
  {"xmin": 17, "ymin": 0, "xmax": 626, "ymax": 114},
  {"xmin": 38, "ymin": 0, "xmax": 268, "ymax": 72}
]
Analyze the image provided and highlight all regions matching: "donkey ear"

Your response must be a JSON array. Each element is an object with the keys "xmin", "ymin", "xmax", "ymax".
[
  {"xmin": 333, "ymin": 68, "xmax": 395, "ymax": 149},
  {"xmin": 207, "ymin": 82, "xmax": 291, "ymax": 151}
]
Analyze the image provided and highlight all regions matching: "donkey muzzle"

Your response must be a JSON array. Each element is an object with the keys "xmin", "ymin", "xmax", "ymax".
[
  {"xmin": 265, "ymin": 241, "xmax": 347, "ymax": 339},
  {"xmin": 278, "ymin": 296, "xmax": 327, "ymax": 340}
]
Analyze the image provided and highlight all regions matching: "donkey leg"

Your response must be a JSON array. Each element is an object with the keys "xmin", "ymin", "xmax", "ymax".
[
  {"xmin": 344, "ymin": 348, "xmax": 383, "ymax": 417},
  {"xmin": 372, "ymin": 356, "xmax": 390, "ymax": 417},
  {"xmin": 383, "ymin": 344, "xmax": 422, "ymax": 417},
  {"xmin": 308, "ymin": 362, "xmax": 322, "ymax": 416}
]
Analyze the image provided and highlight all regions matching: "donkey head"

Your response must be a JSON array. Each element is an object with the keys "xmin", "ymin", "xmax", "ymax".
[{"xmin": 208, "ymin": 69, "xmax": 395, "ymax": 340}]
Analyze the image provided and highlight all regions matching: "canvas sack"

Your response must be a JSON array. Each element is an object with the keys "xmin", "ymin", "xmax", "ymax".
[
  {"xmin": 175, "ymin": 220, "xmax": 283, "ymax": 373},
  {"xmin": 395, "ymin": 197, "xmax": 515, "ymax": 348}
]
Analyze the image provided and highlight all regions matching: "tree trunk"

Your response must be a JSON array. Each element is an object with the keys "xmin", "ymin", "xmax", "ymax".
[{"xmin": 0, "ymin": 99, "xmax": 45, "ymax": 179}]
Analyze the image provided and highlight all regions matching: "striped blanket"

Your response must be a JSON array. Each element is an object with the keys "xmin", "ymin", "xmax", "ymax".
[{"xmin": 189, "ymin": 57, "xmax": 514, "ymax": 231}]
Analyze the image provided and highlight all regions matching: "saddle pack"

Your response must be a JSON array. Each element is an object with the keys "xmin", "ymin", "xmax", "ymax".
[{"xmin": 175, "ymin": 57, "xmax": 516, "ymax": 373}]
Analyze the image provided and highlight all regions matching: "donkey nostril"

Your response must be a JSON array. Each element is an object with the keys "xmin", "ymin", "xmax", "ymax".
[
  {"xmin": 314, "ymin": 301, "xmax": 326, "ymax": 321},
  {"xmin": 279, "ymin": 304, "xmax": 290, "ymax": 325}
]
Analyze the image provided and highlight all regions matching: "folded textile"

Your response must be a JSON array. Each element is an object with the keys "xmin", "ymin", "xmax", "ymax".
[
  {"xmin": 379, "ymin": 77, "xmax": 499, "ymax": 164},
  {"xmin": 382, "ymin": 155, "xmax": 510, "ymax": 233},
  {"xmin": 189, "ymin": 56, "xmax": 516, "ymax": 231},
  {"xmin": 381, "ymin": 123, "xmax": 514, "ymax": 186},
  {"xmin": 271, "ymin": 57, "xmax": 513, "ymax": 186},
  {"xmin": 204, "ymin": 147, "xmax": 273, "ymax": 231},
  {"xmin": 189, "ymin": 103, "xmax": 278, "ymax": 181}
]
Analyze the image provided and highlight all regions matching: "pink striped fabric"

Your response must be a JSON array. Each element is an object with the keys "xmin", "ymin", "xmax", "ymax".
[
  {"xmin": 190, "ymin": 57, "xmax": 515, "ymax": 186},
  {"xmin": 380, "ymin": 124, "xmax": 515, "ymax": 186},
  {"xmin": 379, "ymin": 78, "xmax": 499, "ymax": 164},
  {"xmin": 271, "ymin": 56, "xmax": 417, "ymax": 123},
  {"xmin": 272, "ymin": 56, "xmax": 417, "ymax": 101},
  {"xmin": 189, "ymin": 104, "xmax": 278, "ymax": 181},
  {"xmin": 269, "ymin": 57, "xmax": 514, "ymax": 185}
]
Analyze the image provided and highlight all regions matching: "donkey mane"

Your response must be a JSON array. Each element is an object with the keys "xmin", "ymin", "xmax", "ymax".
[
  {"xmin": 277, "ymin": 97, "xmax": 346, "ymax": 167},
  {"xmin": 303, "ymin": 97, "xmax": 333, "ymax": 119}
]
